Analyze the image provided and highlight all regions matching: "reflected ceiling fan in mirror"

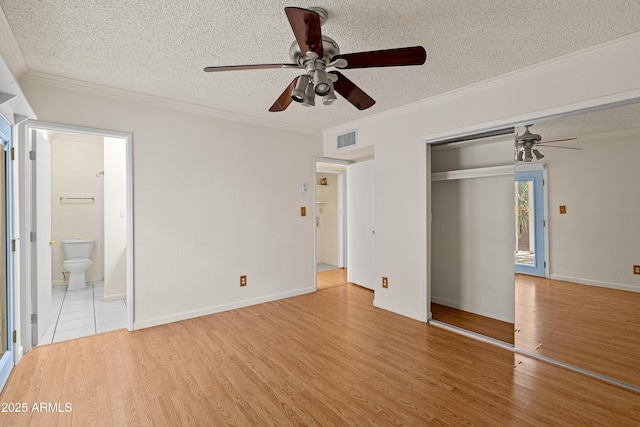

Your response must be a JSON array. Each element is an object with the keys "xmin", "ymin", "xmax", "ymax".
[
  {"xmin": 516, "ymin": 124, "xmax": 580, "ymax": 162},
  {"xmin": 204, "ymin": 6, "xmax": 427, "ymax": 112}
]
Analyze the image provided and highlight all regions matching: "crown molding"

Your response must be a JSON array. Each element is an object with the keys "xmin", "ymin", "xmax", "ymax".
[
  {"xmin": 0, "ymin": 7, "xmax": 28, "ymax": 78},
  {"xmin": 324, "ymin": 31, "xmax": 640, "ymax": 136},
  {"xmin": 20, "ymin": 70, "xmax": 321, "ymax": 136}
]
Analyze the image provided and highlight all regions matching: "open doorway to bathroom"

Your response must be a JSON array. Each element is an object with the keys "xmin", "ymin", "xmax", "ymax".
[
  {"xmin": 315, "ymin": 159, "xmax": 348, "ymax": 291},
  {"xmin": 19, "ymin": 122, "xmax": 133, "ymax": 350}
]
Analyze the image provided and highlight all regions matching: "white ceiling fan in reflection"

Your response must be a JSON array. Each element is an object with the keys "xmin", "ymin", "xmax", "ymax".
[{"xmin": 516, "ymin": 125, "xmax": 581, "ymax": 162}]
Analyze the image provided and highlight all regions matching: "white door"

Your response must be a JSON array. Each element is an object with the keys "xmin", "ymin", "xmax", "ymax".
[
  {"xmin": 347, "ymin": 160, "xmax": 375, "ymax": 289},
  {"xmin": 32, "ymin": 130, "xmax": 52, "ymax": 345}
]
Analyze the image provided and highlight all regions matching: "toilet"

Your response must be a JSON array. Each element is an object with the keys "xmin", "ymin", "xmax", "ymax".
[{"xmin": 62, "ymin": 239, "xmax": 95, "ymax": 291}]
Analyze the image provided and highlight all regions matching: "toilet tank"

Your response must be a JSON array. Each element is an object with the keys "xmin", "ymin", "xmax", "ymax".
[{"xmin": 62, "ymin": 239, "xmax": 95, "ymax": 260}]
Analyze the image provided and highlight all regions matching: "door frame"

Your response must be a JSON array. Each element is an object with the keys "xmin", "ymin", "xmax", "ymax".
[
  {"xmin": 514, "ymin": 163, "xmax": 549, "ymax": 278},
  {"xmin": 19, "ymin": 120, "xmax": 134, "ymax": 353},
  {"xmin": 313, "ymin": 157, "xmax": 350, "ymax": 290},
  {"xmin": 0, "ymin": 113, "xmax": 14, "ymax": 391}
]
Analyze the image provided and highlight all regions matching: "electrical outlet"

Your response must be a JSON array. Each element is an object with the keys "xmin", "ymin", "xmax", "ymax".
[
  {"xmin": 382, "ymin": 277, "xmax": 388, "ymax": 288},
  {"xmin": 634, "ymin": 265, "xmax": 640, "ymax": 275},
  {"xmin": 559, "ymin": 205, "xmax": 567, "ymax": 214},
  {"xmin": 240, "ymin": 275, "xmax": 247, "ymax": 286},
  {"xmin": 301, "ymin": 207, "xmax": 306, "ymax": 216}
]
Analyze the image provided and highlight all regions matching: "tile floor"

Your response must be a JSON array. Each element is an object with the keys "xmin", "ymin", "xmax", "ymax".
[
  {"xmin": 38, "ymin": 281, "xmax": 128, "ymax": 345},
  {"xmin": 317, "ymin": 262, "xmax": 339, "ymax": 272}
]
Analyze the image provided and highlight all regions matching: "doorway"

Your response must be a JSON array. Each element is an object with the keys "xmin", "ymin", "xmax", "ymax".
[
  {"xmin": 514, "ymin": 169, "xmax": 546, "ymax": 277},
  {"xmin": 19, "ymin": 121, "xmax": 133, "ymax": 352},
  {"xmin": 314, "ymin": 159, "xmax": 347, "ymax": 291}
]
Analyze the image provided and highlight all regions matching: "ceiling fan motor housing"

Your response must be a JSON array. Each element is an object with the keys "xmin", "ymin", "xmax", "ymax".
[{"xmin": 289, "ymin": 36, "xmax": 340, "ymax": 65}]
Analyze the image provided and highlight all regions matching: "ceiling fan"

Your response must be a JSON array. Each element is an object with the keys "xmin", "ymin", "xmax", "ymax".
[
  {"xmin": 516, "ymin": 124, "xmax": 580, "ymax": 162},
  {"xmin": 203, "ymin": 6, "xmax": 426, "ymax": 112}
]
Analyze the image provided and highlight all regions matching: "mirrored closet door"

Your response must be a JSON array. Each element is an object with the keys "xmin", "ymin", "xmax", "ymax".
[{"xmin": 513, "ymin": 103, "xmax": 640, "ymax": 389}]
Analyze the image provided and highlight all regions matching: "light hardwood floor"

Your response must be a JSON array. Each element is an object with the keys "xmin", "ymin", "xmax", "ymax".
[
  {"xmin": 431, "ymin": 303, "xmax": 515, "ymax": 344},
  {"xmin": 316, "ymin": 267, "xmax": 348, "ymax": 291},
  {"xmin": 515, "ymin": 274, "xmax": 640, "ymax": 387},
  {"xmin": 1, "ymin": 279, "xmax": 639, "ymax": 425}
]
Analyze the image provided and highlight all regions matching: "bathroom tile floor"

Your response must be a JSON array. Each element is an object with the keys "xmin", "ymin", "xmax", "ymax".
[{"xmin": 38, "ymin": 281, "xmax": 128, "ymax": 345}]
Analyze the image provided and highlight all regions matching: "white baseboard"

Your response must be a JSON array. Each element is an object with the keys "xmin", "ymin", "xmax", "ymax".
[
  {"xmin": 53, "ymin": 275, "xmax": 103, "ymax": 287},
  {"xmin": 133, "ymin": 286, "xmax": 316, "ymax": 330},
  {"xmin": 549, "ymin": 275, "xmax": 640, "ymax": 293},
  {"xmin": 431, "ymin": 296, "xmax": 513, "ymax": 323},
  {"xmin": 103, "ymin": 292, "xmax": 126, "ymax": 302},
  {"xmin": 373, "ymin": 298, "xmax": 427, "ymax": 322}
]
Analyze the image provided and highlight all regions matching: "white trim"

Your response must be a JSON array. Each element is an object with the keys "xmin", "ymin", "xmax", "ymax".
[
  {"xmin": 134, "ymin": 286, "xmax": 315, "ymax": 330},
  {"xmin": 337, "ymin": 173, "xmax": 346, "ymax": 268},
  {"xmin": 542, "ymin": 166, "xmax": 549, "ymax": 278},
  {"xmin": 514, "ymin": 163, "xmax": 544, "ymax": 172},
  {"xmin": 314, "ymin": 156, "xmax": 353, "ymax": 165},
  {"xmin": 17, "ymin": 122, "xmax": 31, "ymax": 353},
  {"xmin": 103, "ymin": 292, "xmax": 126, "ymax": 302},
  {"xmin": 322, "ymin": 32, "xmax": 640, "ymax": 137},
  {"xmin": 21, "ymin": 120, "xmax": 135, "ymax": 335},
  {"xmin": 20, "ymin": 71, "xmax": 321, "ymax": 136},
  {"xmin": 431, "ymin": 165, "xmax": 513, "ymax": 182},
  {"xmin": 422, "ymin": 94, "xmax": 640, "ymax": 145},
  {"xmin": 0, "ymin": 11, "xmax": 28, "ymax": 78},
  {"xmin": 549, "ymin": 275, "xmax": 639, "ymax": 293}
]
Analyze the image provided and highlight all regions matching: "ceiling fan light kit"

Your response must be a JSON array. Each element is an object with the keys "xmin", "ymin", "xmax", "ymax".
[
  {"xmin": 204, "ymin": 6, "xmax": 427, "ymax": 112},
  {"xmin": 516, "ymin": 124, "xmax": 580, "ymax": 162}
]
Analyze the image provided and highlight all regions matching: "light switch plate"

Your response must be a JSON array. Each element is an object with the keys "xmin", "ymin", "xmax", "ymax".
[
  {"xmin": 559, "ymin": 205, "xmax": 567, "ymax": 214},
  {"xmin": 301, "ymin": 207, "xmax": 306, "ymax": 216}
]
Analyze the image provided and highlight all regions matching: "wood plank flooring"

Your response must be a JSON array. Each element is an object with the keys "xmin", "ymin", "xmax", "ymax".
[
  {"xmin": 431, "ymin": 303, "xmax": 515, "ymax": 344},
  {"xmin": 2, "ymin": 281, "xmax": 639, "ymax": 426},
  {"xmin": 316, "ymin": 267, "xmax": 348, "ymax": 291},
  {"xmin": 515, "ymin": 274, "xmax": 640, "ymax": 387}
]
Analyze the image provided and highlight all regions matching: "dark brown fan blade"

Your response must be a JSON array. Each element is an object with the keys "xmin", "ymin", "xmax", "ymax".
[
  {"xmin": 269, "ymin": 77, "xmax": 299, "ymax": 112},
  {"xmin": 333, "ymin": 46, "xmax": 426, "ymax": 69},
  {"xmin": 537, "ymin": 137, "xmax": 578, "ymax": 145},
  {"xmin": 204, "ymin": 64, "xmax": 298, "ymax": 72},
  {"xmin": 329, "ymin": 71, "xmax": 375, "ymax": 110},
  {"xmin": 285, "ymin": 7, "xmax": 323, "ymax": 58}
]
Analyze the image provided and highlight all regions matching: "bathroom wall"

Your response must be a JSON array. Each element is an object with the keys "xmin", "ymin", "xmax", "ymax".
[
  {"xmin": 316, "ymin": 173, "xmax": 338, "ymax": 266},
  {"xmin": 50, "ymin": 133, "xmax": 103, "ymax": 285},
  {"xmin": 103, "ymin": 137, "xmax": 127, "ymax": 301}
]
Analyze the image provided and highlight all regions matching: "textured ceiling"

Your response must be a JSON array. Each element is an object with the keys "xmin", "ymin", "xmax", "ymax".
[{"xmin": 1, "ymin": 1, "xmax": 640, "ymax": 130}]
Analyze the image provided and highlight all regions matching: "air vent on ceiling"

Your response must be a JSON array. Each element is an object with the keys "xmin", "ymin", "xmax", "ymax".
[{"xmin": 337, "ymin": 130, "xmax": 357, "ymax": 150}]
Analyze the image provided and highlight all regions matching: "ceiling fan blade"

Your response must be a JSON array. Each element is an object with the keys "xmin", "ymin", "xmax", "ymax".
[
  {"xmin": 285, "ymin": 7, "xmax": 323, "ymax": 58},
  {"xmin": 332, "ymin": 46, "xmax": 426, "ymax": 69},
  {"xmin": 269, "ymin": 77, "xmax": 299, "ymax": 112},
  {"xmin": 204, "ymin": 63, "xmax": 298, "ymax": 72},
  {"xmin": 538, "ymin": 145, "xmax": 582, "ymax": 150},
  {"xmin": 537, "ymin": 137, "xmax": 578, "ymax": 145},
  {"xmin": 329, "ymin": 71, "xmax": 375, "ymax": 110}
]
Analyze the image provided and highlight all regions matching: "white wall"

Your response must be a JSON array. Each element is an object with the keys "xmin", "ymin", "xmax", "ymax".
[
  {"xmin": 20, "ymin": 78, "xmax": 322, "ymax": 329},
  {"xmin": 431, "ymin": 140, "xmax": 515, "ymax": 322},
  {"xmin": 103, "ymin": 137, "xmax": 127, "ymax": 301},
  {"xmin": 323, "ymin": 33, "xmax": 640, "ymax": 321},
  {"xmin": 50, "ymin": 133, "xmax": 103, "ymax": 284},
  {"xmin": 315, "ymin": 173, "xmax": 338, "ymax": 266},
  {"xmin": 546, "ymin": 129, "xmax": 640, "ymax": 292}
]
